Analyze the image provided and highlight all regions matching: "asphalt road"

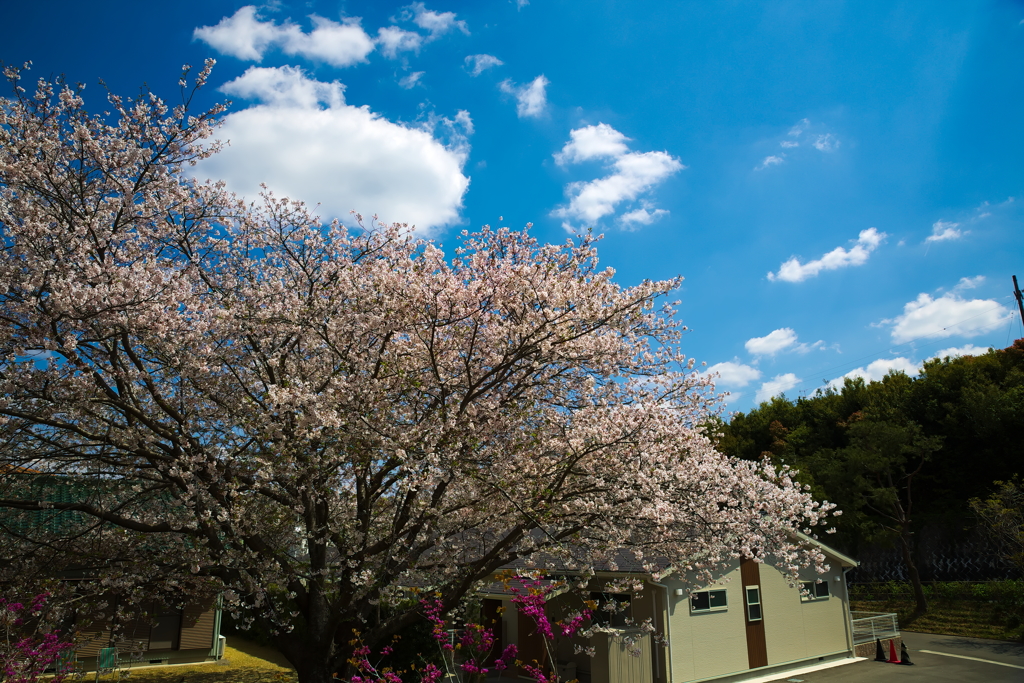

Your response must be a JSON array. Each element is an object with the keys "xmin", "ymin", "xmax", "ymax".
[{"xmin": 782, "ymin": 631, "xmax": 1024, "ymax": 683}]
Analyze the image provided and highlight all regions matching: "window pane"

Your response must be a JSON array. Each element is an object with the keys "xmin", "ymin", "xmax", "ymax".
[
  {"xmin": 709, "ymin": 590, "xmax": 728, "ymax": 608},
  {"xmin": 747, "ymin": 604, "xmax": 762, "ymax": 621},
  {"xmin": 815, "ymin": 582, "xmax": 830, "ymax": 598},
  {"xmin": 691, "ymin": 591, "xmax": 710, "ymax": 611},
  {"xmin": 746, "ymin": 588, "xmax": 760, "ymax": 605}
]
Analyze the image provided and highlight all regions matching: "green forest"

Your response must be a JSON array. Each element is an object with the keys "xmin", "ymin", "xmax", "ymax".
[{"xmin": 715, "ymin": 340, "xmax": 1024, "ymax": 617}]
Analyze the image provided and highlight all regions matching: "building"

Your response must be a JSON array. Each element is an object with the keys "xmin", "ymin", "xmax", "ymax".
[{"xmin": 479, "ymin": 538, "xmax": 859, "ymax": 683}]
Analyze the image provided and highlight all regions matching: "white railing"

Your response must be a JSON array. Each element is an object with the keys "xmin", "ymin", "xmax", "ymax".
[{"xmin": 850, "ymin": 611, "xmax": 899, "ymax": 645}]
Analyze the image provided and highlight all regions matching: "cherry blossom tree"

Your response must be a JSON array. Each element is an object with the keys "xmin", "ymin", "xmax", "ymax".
[{"xmin": 0, "ymin": 64, "xmax": 836, "ymax": 683}]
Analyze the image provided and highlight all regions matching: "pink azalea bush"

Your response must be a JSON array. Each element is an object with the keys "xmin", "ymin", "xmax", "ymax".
[{"xmin": 0, "ymin": 594, "xmax": 76, "ymax": 683}]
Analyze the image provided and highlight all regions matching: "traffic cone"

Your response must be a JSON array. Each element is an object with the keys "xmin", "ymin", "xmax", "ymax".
[
  {"xmin": 887, "ymin": 639, "xmax": 900, "ymax": 664},
  {"xmin": 899, "ymin": 642, "xmax": 914, "ymax": 665},
  {"xmin": 874, "ymin": 639, "xmax": 886, "ymax": 662}
]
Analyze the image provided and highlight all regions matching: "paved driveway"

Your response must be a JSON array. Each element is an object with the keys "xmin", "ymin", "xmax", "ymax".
[{"xmin": 780, "ymin": 631, "xmax": 1024, "ymax": 683}]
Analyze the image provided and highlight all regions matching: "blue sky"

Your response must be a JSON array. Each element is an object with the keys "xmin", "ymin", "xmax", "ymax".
[{"xmin": 4, "ymin": 1, "xmax": 1023, "ymax": 414}]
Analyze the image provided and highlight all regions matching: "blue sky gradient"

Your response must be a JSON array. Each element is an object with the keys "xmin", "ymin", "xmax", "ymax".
[{"xmin": 3, "ymin": 1, "xmax": 1023, "ymax": 413}]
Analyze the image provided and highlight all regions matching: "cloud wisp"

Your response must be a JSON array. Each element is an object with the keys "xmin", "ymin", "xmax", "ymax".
[
  {"xmin": 768, "ymin": 228, "xmax": 886, "ymax": 283},
  {"xmin": 465, "ymin": 54, "xmax": 503, "ymax": 76},
  {"xmin": 499, "ymin": 75, "xmax": 549, "ymax": 118},
  {"xmin": 925, "ymin": 219, "xmax": 965, "ymax": 243},
  {"xmin": 552, "ymin": 123, "xmax": 684, "ymax": 230},
  {"xmin": 755, "ymin": 118, "xmax": 840, "ymax": 170},
  {"xmin": 194, "ymin": 6, "xmax": 375, "ymax": 67},
  {"xmin": 195, "ymin": 66, "xmax": 471, "ymax": 232}
]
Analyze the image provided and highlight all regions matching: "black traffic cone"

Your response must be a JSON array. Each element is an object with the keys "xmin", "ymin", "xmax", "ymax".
[
  {"xmin": 899, "ymin": 642, "xmax": 914, "ymax": 665},
  {"xmin": 874, "ymin": 638, "xmax": 886, "ymax": 662}
]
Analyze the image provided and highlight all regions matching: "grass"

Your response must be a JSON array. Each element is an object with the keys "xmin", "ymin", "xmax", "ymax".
[
  {"xmin": 849, "ymin": 580, "xmax": 1024, "ymax": 642},
  {"xmin": 98, "ymin": 637, "xmax": 297, "ymax": 683}
]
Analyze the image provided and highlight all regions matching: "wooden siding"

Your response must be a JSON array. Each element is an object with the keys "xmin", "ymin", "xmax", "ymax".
[
  {"xmin": 179, "ymin": 600, "xmax": 216, "ymax": 651},
  {"xmin": 740, "ymin": 558, "xmax": 768, "ymax": 669}
]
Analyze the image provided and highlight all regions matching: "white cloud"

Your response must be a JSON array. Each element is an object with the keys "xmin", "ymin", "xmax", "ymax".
[
  {"xmin": 516, "ymin": 0, "xmax": 530, "ymax": 9},
  {"xmin": 554, "ymin": 152, "xmax": 682, "ymax": 227},
  {"xmin": 925, "ymin": 219, "xmax": 965, "ymax": 243},
  {"xmin": 828, "ymin": 357, "xmax": 920, "ymax": 389},
  {"xmin": 499, "ymin": 75, "xmax": 549, "ymax": 118},
  {"xmin": 193, "ymin": 6, "xmax": 280, "ymax": 61},
  {"xmin": 705, "ymin": 361, "xmax": 762, "ymax": 388},
  {"xmin": 376, "ymin": 26, "xmax": 423, "ymax": 58},
  {"xmin": 194, "ymin": 7, "xmax": 375, "ymax": 68},
  {"xmin": 406, "ymin": 3, "xmax": 469, "ymax": 36},
  {"xmin": 465, "ymin": 54, "xmax": 503, "ymax": 76},
  {"xmin": 196, "ymin": 66, "xmax": 470, "ymax": 231},
  {"xmin": 745, "ymin": 328, "xmax": 799, "ymax": 356},
  {"xmin": 929, "ymin": 344, "xmax": 991, "ymax": 360},
  {"xmin": 768, "ymin": 228, "xmax": 886, "ymax": 283},
  {"xmin": 813, "ymin": 133, "xmax": 840, "ymax": 152},
  {"xmin": 953, "ymin": 275, "xmax": 985, "ymax": 292},
  {"xmin": 755, "ymin": 154, "xmax": 785, "ymax": 171},
  {"xmin": 398, "ymin": 71, "xmax": 425, "ymax": 89},
  {"xmin": 554, "ymin": 123, "xmax": 631, "ymax": 165},
  {"xmin": 619, "ymin": 207, "xmax": 668, "ymax": 228},
  {"xmin": 886, "ymin": 290, "xmax": 1012, "ymax": 343},
  {"xmin": 756, "ymin": 373, "xmax": 801, "ymax": 403},
  {"xmin": 779, "ymin": 140, "xmax": 799, "ymax": 148},
  {"xmin": 552, "ymin": 124, "xmax": 683, "ymax": 228}
]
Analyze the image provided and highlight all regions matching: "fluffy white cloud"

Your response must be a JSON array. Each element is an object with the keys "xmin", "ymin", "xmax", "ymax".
[
  {"xmin": 745, "ymin": 328, "xmax": 798, "ymax": 356},
  {"xmin": 705, "ymin": 361, "xmax": 762, "ymax": 388},
  {"xmin": 887, "ymin": 290, "xmax": 1011, "ymax": 343},
  {"xmin": 555, "ymin": 123, "xmax": 630, "ymax": 164},
  {"xmin": 929, "ymin": 344, "xmax": 991, "ymax": 360},
  {"xmin": 756, "ymin": 373, "xmax": 801, "ymax": 403},
  {"xmin": 755, "ymin": 154, "xmax": 785, "ymax": 171},
  {"xmin": 779, "ymin": 140, "xmax": 799, "ymax": 149},
  {"xmin": 499, "ymin": 75, "xmax": 549, "ymax": 118},
  {"xmin": 768, "ymin": 228, "xmax": 886, "ymax": 283},
  {"xmin": 194, "ymin": 7, "xmax": 375, "ymax": 67},
  {"xmin": 376, "ymin": 26, "xmax": 423, "ymax": 58},
  {"xmin": 828, "ymin": 357, "xmax": 920, "ymax": 389},
  {"xmin": 552, "ymin": 124, "xmax": 683, "ymax": 229},
  {"xmin": 465, "ymin": 54, "xmax": 503, "ymax": 76},
  {"xmin": 925, "ymin": 220, "xmax": 965, "ymax": 243},
  {"xmin": 196, "ymin": 66, "xmax": 470, "ymax": 231}
]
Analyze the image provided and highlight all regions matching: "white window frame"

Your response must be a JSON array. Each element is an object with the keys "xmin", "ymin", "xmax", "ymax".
[
  {"xmin": 689, "ymin": 589, "xmax": 728, "ymax": 613},
  {"xmin": 801, "ymin": 580, "xmax": 830, "ymax": 601},
  {"xmin": 745, "ymin": 585, "xmax": 762, "ymax": 622}
]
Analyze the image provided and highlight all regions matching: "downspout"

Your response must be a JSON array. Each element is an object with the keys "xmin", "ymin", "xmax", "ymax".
[
  {"xmin": 649, "ymin": 581, "xmax": 674, "ymax": 683},
  {"xmin": 841, "ymin": 567, "xmax": 854, "ymax": 656}
]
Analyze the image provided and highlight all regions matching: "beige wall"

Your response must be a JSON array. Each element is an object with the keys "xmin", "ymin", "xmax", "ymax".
[
  {"xmin": 663, "ymin": 561, "xmax": 750, "ymax": 682},
  {"xmin": 759, "ymin": 562, "xmax": 851, "ymax": 665},
  {"xmin": 661, "ymin": 559, "xmax": 852, "ymax": 682}
]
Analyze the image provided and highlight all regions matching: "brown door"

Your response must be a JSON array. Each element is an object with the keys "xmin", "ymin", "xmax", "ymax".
[{"xmin": 740, "ymin": 558, "xmax": 768, "ymax": 668}]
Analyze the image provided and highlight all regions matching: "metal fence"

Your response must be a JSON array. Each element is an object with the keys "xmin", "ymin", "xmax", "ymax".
[{"xmin": 850, "ymin": 611, "xmax": 900, "ymax": 645}]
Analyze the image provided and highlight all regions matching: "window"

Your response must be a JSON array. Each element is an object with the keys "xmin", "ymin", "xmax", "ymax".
[
  {"xmin": 801, "ymin": 581, "xmax": 830, "ymax": 601},
  {"xmin": 690, "ymin": 589, "xmax": 728, "ymax": 613},
  {"xmin": 745, "ymin": 586, "xmax": 762, "ymax": 622},
  {"xmin": 589, "ymin": 593, "xmax": 631, "ymax": 627}
]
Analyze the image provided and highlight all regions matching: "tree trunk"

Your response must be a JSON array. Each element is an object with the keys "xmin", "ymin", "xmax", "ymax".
[{"xmin": 897, "ymin": 527, "xmax": 928, "ymax": 617}]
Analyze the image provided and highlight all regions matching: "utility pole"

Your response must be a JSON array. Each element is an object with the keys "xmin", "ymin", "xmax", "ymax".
[{"xmin": 1014, "ymin": 275, "xmax": 1024, "ymax": 328}]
